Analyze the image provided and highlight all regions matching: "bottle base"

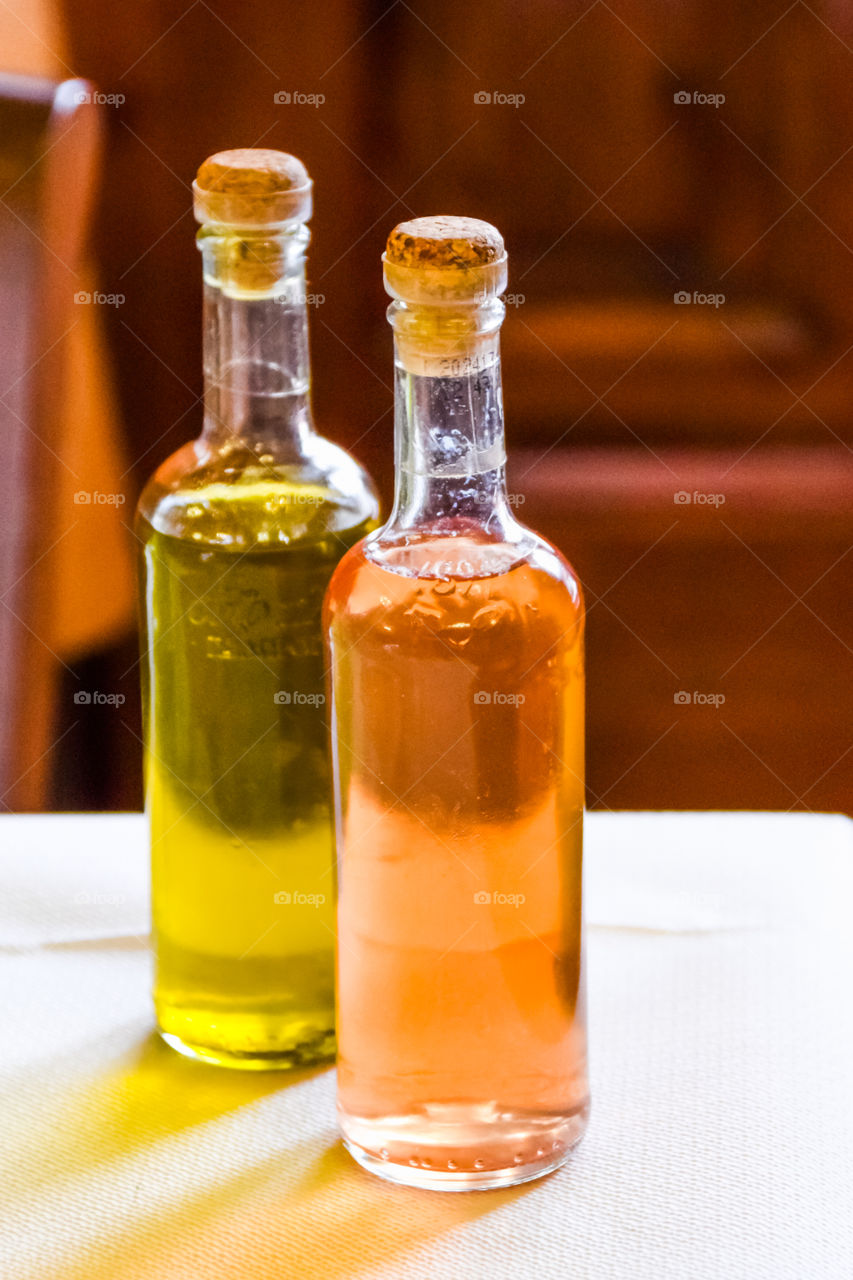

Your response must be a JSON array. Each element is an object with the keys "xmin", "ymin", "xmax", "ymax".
[
  {"xmin": 339, "ymin": 1101, "xmax": 589, "ymax": 1190},
  {"xmin": 154, "ymin": 990, "xmax": 337, "ymax": 1070},
  {"xmin": 157, "ymin": 1020, "xmax": 335, "ymax": 1071}
]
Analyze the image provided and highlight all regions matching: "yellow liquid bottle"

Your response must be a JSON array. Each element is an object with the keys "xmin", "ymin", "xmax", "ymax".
[{"xmin": 136, "ymin": 150, "xmax": 379, "ymax": 1068}]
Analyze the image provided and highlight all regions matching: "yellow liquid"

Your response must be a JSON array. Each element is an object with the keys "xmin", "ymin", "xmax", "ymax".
[{"xmin": 139, "ymin": 474, "xmax": 376, "ymax": 1068}]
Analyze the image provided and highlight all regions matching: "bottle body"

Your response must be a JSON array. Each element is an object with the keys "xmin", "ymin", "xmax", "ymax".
[
  {"xmin": 326, "ymin": 214, "xmax": 588, "ymax": 1184},
  {"xmin": 326, "ymin": 524, "xmax": 587, "ymax": 1185},
  {"xmin": 139, "ymin": 444, "xmax": 377, "ymax": 1068}
]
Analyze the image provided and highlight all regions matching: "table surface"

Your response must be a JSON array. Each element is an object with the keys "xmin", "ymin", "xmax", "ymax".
[{"xmin": 1, "ymin": 811, "xmax": 851, "ymax": 1280}]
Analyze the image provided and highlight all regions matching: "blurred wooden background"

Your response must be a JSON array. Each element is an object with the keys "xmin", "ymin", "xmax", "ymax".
[{"xmin": 3, "ymin": 0, "xmax": 851, "ymax": 811}]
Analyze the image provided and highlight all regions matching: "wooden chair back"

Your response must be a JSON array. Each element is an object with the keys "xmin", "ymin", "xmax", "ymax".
[{"xmin": 0, "ymin": 74, "xmax": 101, "ymax": 810}]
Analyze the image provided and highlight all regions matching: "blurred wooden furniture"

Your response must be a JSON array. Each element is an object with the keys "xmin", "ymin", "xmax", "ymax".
[
  {"xmin": 61, "ymin": 0, "xmax": 852, "ymax": 811},
  {"xmin": 363, "ymin": 0, "xmax": 853, "ymax": 812},
  {"xmin": 517, "ymin": 446, "xmax": 852, "ymax": 811},
  {"xmin": 0, "ymin": 74, "xmax": 102, "ymax": 809}
]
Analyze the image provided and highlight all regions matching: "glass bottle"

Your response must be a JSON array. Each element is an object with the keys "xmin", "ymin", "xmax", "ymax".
[
  {"xmin": 136, "ymin": 150, "xmax": 379, "ymax": 1069},
  {"xmin": 324, "ymin": 217, "xmax": 588, "ymax": 1187}
]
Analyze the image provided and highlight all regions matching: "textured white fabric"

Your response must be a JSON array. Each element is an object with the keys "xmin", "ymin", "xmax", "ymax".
[{"xmin": 1, "ymin": 811, "xmax": 851, "ymax": 1280}]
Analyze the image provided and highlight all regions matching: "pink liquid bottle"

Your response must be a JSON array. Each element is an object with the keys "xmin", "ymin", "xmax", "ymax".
[{"xmin": 325, "ymin": 217, "xmax": 588, "ymax": 1189}]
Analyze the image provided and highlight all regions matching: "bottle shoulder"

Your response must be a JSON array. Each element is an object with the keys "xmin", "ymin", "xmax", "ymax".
[
  {"xmin": 325, "ymin": 516, "xmax": 583, "ymax": 629},
  {"xmin": 517, "ymin": 525, "xmax": 583, "ymax": 603},
  {"xmin": 136, "ymin": 433, "xmax": 379, "ymax": 548},
  {"xmin": 352, "ymin": 515, "xmax": 581, "ymax": 596},
  {"xmin": 306, "ymin": 434, "xmax": 380, "ymax": 508}
]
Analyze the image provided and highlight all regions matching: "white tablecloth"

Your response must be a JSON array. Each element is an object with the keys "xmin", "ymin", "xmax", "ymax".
[{"xmin": 1, "ymin": 811, "xmax": 851, "ymax": 1280}]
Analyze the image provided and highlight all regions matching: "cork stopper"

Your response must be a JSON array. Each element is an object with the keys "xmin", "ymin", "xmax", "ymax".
[
  {"xmin": 384, "ymin": 216, "xmax": 508, "ymax": 306},
  {"xmin": 193, "ymin": 148, "xmax": 312, "ymax": 228}
]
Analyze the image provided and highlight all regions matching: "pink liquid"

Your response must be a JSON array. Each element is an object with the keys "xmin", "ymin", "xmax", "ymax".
[{"xmin": 325, "ymin": 531, "xmax": 589, "ymax": 1188}]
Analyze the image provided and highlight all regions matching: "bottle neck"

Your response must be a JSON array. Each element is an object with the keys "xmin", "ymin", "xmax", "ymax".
[
  {"xmin": 198, "ymin": 224, "xmax": 314, "ymax": 460},
  {"xmin": 386, "ymin": 298, "xmax": 513, "ymax": 535}
]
